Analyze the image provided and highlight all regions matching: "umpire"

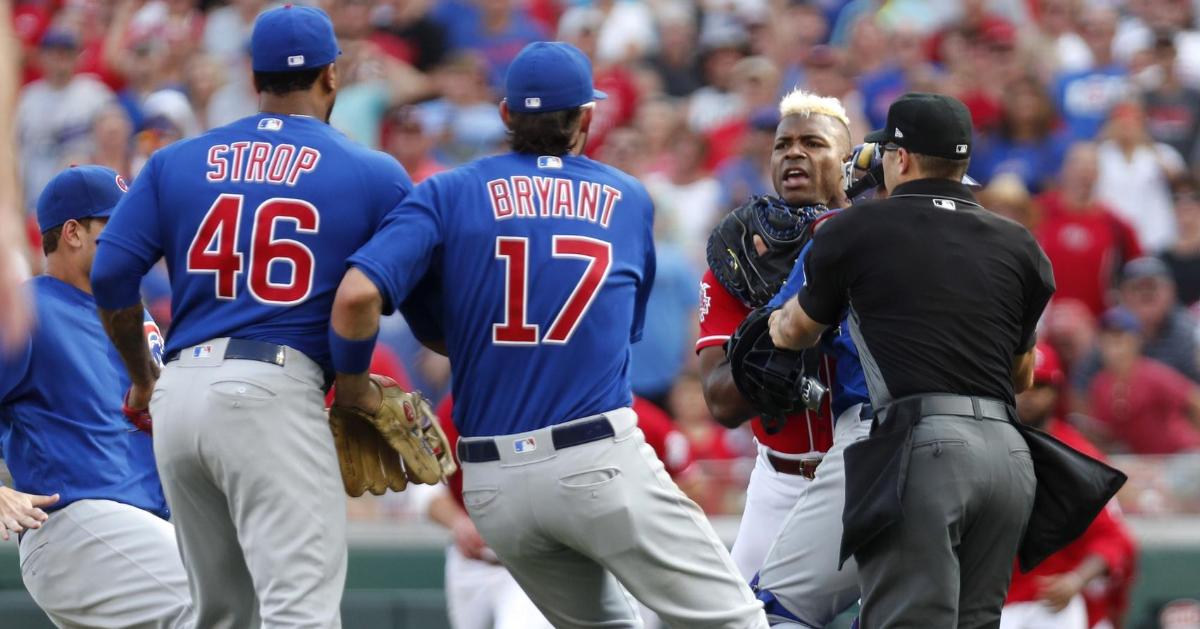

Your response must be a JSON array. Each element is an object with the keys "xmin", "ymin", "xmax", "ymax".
[{"xmin": 768, "ymin": 93, "xmax": 1055, "ymax": 628}]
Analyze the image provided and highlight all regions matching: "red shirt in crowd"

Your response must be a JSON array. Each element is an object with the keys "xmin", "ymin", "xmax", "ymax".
[
  {"xmin": 1089, "ymin": 357, "xmax": 1200, "ymax": 454},
  {"xmin": 695, "ymin": 269, "xmax": 835, "ymax": 455},
  {"xmin": 1035, "ymin": 190, "xmax": 1142, "ymax": 318},
  {"xmin": 434, "ymin": 395, "xmax": 692, "ymax": 510},
  {"xmin": 1005, "ymin": 419, "xmax": 1137, "ymax": 627}
]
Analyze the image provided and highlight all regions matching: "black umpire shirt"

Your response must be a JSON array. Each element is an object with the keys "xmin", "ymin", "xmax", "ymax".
[{"xmin": 796, "ymin": 178, "xmax": 1055, "ymax": 407}]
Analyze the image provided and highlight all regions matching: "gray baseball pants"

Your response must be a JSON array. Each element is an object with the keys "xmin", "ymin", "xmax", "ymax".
[
  {"xmin": 151, "ymin": 338, "xmax": 347, "ymax": 629},
  {"xmin": 19, "ymin": 499, "xmax": 193, "ymax": 628},
  {"xmin": 460, "ymin": 407, "xmax": 769, "ymax": 629}
]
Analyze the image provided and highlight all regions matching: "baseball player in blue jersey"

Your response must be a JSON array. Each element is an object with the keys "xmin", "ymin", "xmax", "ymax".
[
  {"xmin": 328, "ymin": 41, "xmax": 768, "ymax": 629},
  {"xmin": 747, "ymin": 232, "xmax": 872, "ymax": 628},
  {"xmin": 90, "ymin": 6, "xmax": 414, "ymax": 627},
  {"xmin": 0, "ymin": 165, "xmax": 192, "ymax": 628}
]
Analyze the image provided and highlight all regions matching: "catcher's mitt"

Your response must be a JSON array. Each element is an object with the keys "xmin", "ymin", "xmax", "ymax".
[
  {"xmin": 707, "ymin": 196, "xmax": 825, "ymax": 308},
  {"xmin": 726, "ymin": 306, "xmax": 827, "ymax": 433},
  {"xmin": 329, "ymin": 375, "xmax": 457, "ymax": 497}
]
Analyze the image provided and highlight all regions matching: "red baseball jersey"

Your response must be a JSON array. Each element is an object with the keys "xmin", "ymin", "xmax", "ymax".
[
  {"xmin": 695, "ymin": 269, "xmax": 834, "ymax": 455},
  {"xmin": 1005, "ymin": 419, "xmax": 1137, "ymax": 626},
  {"xmin": 435, "ymin": 394, "xmax": 692, "ymax": 511}
]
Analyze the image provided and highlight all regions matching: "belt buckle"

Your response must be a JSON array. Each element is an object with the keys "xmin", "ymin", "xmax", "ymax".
[{"xmin": 799, "ymin": 459, "xmax": 819, "ymax": 480}]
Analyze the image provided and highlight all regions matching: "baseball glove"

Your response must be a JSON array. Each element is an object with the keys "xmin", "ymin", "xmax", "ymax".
[
  {"xmin": 726, "ymin": 306, "xmax": 827, "ymax": 433},
  {"xmin": 328, "ymin": 375, "xmax": 457, "ymax": 497},
  {"xmin": 706, "ymin": 196, "xmax": 825, "ymax": 308}
]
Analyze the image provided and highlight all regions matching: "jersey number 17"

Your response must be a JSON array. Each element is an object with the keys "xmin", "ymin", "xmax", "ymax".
[
  {"xmin": 493, "ymin": 235, "xmax": 611, "ymax": 346},
  {"xmin": 186, "ymin": 193, "xmax": 318, "ymax": 306}
]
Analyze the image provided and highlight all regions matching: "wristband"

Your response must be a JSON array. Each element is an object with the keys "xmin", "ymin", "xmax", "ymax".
[{"xmin": 329, "ymin": 328, "xmax": 377, "ymax": 374}]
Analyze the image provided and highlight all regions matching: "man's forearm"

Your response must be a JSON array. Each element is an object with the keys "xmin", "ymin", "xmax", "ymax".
[
  {"xmin": 330, "ymin": 268, "xmax": 386, "ymax": 410},
  {"xmin": 99, "ymin": 304, "xmax": 157, "ymax": 387},
  {"xmin": 769, "ymin": 297, "xmax": 826, "ymax": 350},
  {"xmin": 698, "ymin": 347, "xmax": 757, "ymax": 427}
]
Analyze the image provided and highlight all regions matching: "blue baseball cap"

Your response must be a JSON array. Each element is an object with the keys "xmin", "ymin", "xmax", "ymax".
[
  {"xmin": 36, "ymin": 165, "xmax": 128, "ymax": 232},
  {"xmin": 250, "ymin": 4, "xmax": 340, "ymax": 73},
  {"xmin": 505, "ymin": 42, "xmax": 606, "ymax": 114},
  {"xmin": 1100, "ymin": 307, "xmax": 1142, "ymax": 335}
]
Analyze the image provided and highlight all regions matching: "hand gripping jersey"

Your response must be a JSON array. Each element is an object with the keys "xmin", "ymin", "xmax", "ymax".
[
  {"xmin": 96, "ymin": 114, "xmax": 413, "ymax": 371},
  {"xmin": 349, "ymin": 152, "xmax": 655, "ymax": 437}
]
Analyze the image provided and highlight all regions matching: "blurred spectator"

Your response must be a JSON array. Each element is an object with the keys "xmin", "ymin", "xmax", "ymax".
[
  {"xmin": 951, "ymin": 21, "xmax": 1023, "ymax": 135},
  {"xmin": 17, "ymin": 29, "xmax": 113, "ymax": 212},
  {"xmin": 1113, "ymin": 0, "xmax": 1200, "ymax": 88},
  {"xmin": 800, "ymin": 45, "xmax": 870, "ymax": 142},
  {"xmin": 1087, "ymin": 307, "xmax": 1200, "ymax": 454},
  {"xmin": 686, "ymin": 16, "xmax": 747, "ymax": 133},
  {"xmin": 380, "ymin": 105, "xmax": 444, "ymax": 183},
  {"xmin": 1028, "ymin": 0, "xmax": 1091, "ymax": 74},
  {"xmin": 184, "ymin": 55, "xmax": 227, "ymax": 132},
  {"xmin": 634, "ymin": 96, "xmax": 685, "ymax": 176},
  {"xmin": 79, "ymin": 105, "xmax": 134, "ymax": 182},
  {"xmin": 1116, "ymin": 257, "xmax": 1200, "ymax": 382},
  {"xmin": 590, "ymin": 0, "xmax": 658, "ymax": 65},
  {"xmin": 416, "ymin": 52, "xmax": 506, "ymax": 165},
  {"xmin": 1005, "ymin": 344, "xmax": 1138, "ymax": 629},
  {"xmin": 202, "ymin": 0, "xmax": 269, "ymax": 64},
  {"xmin": 629, "ymin": 242, "xmax": 699, "ymax": 413},
  {"xmin": 1095, "ymin": 101, "xmax": 1186, "ymax": 252},
  {"xmin": 373, "ymin": 0, "xmax": 450, "ymax": 72},
  {"xmin": 714, "ymin": 107, "xmax": 775, "ymax": 209},
  {"xmin": 647, "ymin": 2, "xmax": 701, "ymax": 97},
  {"xmin": 1139, "ymin": 34, "xmax": 1200, "ymax": 166},
  {"xmin": 644, "ymin": 130, "xmax": 722, "ymax": 267},
  {"xmin": 1036, "ymin": 142, "xmax": 1142, "ymax": 318},
  {"xmin": 557, "ymin": 7, "xmax": 639, "ymax": 158},
  {"xmin": 205, "ymin": 52, "xmax": 257, "ymax": 129},
  {"xmin": 858, "ymin": 25, "xmax": 942, "ymax": 130},
  {"xmin": 434, "ymin": 0, "xmax": 546, "ymax": 89},
  {"xmin": 969, "ymin": 75, "xmax": 1071, "ymax": 192},
  {"xmin": 766, "ymin": 0, "xmax": 831, "ymax": 96},
  {"xmin": 329, "ymin": 39, "xmax": 430, "ymax": 149},
  {"xmin": 1161, "ymin": 178, "xmax": 1200, "ymax": 306},
  {"xmin": 598, "ymin": 125, "xmax": 646, "ymax": 180},
  {"xmin": 1052, "ymin": 7, "xmax": 1134, "ymax": 141},
  {"xmin": 703, "ymin": 55, "xmax": 779, "ymax": 169},
  {"xmin": 980, "ymin": 173, "xmax": 1037, "ymax": 230}
]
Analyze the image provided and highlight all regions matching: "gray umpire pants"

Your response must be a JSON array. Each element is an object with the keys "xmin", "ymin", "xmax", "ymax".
[{"xmin": 856, "ymin": 413, "xmax": 1036, "ymax": 629}]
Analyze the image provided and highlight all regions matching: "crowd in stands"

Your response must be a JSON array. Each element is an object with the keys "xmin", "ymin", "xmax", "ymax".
[{"xmin": 11, "ymin": 0, "xmax": 1200, "ymax": 475}]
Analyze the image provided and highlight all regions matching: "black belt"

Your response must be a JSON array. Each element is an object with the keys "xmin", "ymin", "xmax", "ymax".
[
  {"xmin": 767, "ymin": 455, "xmax": 820, "ymax": 479},
  {"xmin": 165, "ymin": 339, "xmax": 287, "ymax": 367},
  {"xmin": 860, "ymin": 403, "xmax": 874, "ymax": 420},
  {"xmin": 917, "ymin": 396, "xmax": 1009, "ymax": 421},
  {"xmin": 458, "ymin": 415, "xmax": 616, "ymax": 463}
]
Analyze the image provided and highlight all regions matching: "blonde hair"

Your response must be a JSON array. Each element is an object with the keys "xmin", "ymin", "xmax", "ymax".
[{"xmin": 778, "ymin": 89, "xmax": 851, "ymax": 131}]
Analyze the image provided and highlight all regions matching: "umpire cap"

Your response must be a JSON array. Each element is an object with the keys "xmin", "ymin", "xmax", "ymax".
[{"xmin": 865, "ymin": 93, "xmax": 973, "ymax": 160}]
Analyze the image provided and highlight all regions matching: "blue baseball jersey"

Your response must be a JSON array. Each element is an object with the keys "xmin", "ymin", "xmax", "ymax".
[
  {"xmin": 0, "ymin": 276, "xmax": 169, "ymax": 518},
  {"xmin": 350, "ymin": 152, "xmax": 656, "ymax": 437},
  {"xmin": 769, "ymin": 230, "xmax": 869, "ymax": 418},
  {"xmin": 95, "ymin": 114, "xmax": 413, "ymax": 372}
]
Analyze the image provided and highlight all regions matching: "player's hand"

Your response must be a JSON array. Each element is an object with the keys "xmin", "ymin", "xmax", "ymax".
[
  {"xmin": 1035, "ymin": 572, "xmax": 1085, "ymax": 612},
  {"xmin": 0, "ymin": 487, "xmax": 59, "ymax": 541},
  {"xmin": 123, "ymin": 385, "xmax": 154, "ymax": 434},
  {"xmin": 332, "ymin": 374, "xmax": 384, "ymax": 416},
  {"xmin": 451, "ymin": 514, "xmax": 495, "ymax": 563}
]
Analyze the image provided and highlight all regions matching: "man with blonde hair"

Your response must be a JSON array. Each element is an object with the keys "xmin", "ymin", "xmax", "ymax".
[{"xmin": 698, "ymin": 88, "xmax": 869, "ymax": 629}]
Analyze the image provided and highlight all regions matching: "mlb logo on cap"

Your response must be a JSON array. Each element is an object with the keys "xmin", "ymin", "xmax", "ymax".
[
  {"xmin": 525, "ymin": 97, "xmax": 541, "ymax": 109},
  {"xmin": 287, "ymin": 55, "xmax": 305, "ymax": 67},
  {"xmin": 956, "ymin": 144, "xmax": 969, "ymax": 154}
]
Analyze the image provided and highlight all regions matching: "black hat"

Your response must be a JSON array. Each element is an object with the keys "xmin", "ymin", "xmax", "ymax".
[{"xmin": 865, "ymin": 93, "xmax": 973, "ymax": 160}]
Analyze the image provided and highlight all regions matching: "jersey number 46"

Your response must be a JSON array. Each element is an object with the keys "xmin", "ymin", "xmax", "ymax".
[
  {"xmin": 493, "ymin": 236, "xmax": 611, "ymax": 346},
  {"xmin": 186, "ymin": 193, "xmax": 317, "ymax": 305}
]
